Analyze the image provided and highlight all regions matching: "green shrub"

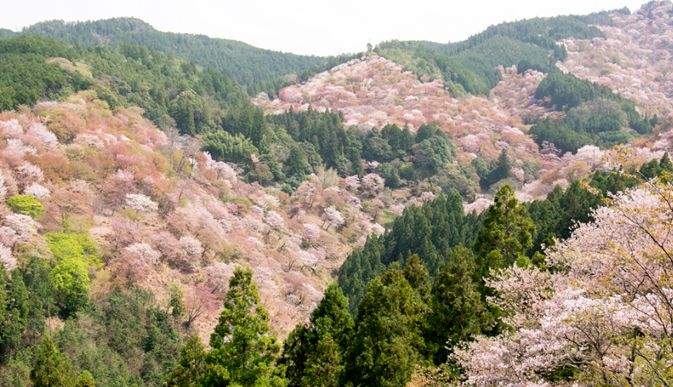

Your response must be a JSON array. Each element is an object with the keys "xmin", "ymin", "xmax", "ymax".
[
  {"xmin": 6, "ymin": 194, "xmax": 44, "ymax": 218},
  {"xmin": 46, "ymin": 232, "xmax": 100, "ymax": 317}
]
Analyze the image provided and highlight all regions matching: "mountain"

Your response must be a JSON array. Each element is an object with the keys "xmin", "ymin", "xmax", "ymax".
[
  {"xmin": 373, "ymin": 9, "xmax": 624, "ymax": 95},
  {"xmin": 2, "ymin": 1, "xmax": 673, "ymax": 385},
  {"xmin": 20, "ymin": 18, "xmax": 353, "ymax": 94}
]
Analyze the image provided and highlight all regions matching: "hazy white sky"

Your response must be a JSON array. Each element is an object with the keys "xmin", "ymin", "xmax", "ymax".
[{"xmin": 1, "ymin": 0, "xmax": 649, "ymax": 56}]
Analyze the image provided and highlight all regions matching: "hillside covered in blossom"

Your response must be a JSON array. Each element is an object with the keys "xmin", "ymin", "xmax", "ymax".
[{"xmin": 2, "ymin": 1, "xmax": 673, "ymax": 386}]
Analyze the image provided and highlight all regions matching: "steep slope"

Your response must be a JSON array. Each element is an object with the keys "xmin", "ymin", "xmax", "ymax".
[
  {"xmin": 254, "ymin": 2, "xmax": 673, "ymax": 202},
  {"xmin": 20, "ymin": 18, "xmax": 348, "ymax": 93},
  {"xmin": 0, "ymin": 34, "xmax": 248, "ymax": 135},
  {"xmin": 254, "ymin": 54, "xmax": 555, "ymax": 189},
  {"xmin": 0, "ymin": 92, "xmax": 431, "ymax": 340},
  {"xmin": 373, "ymin": 10, "xmax": 619, "ymax": 95},
  {"xmin": 559, "ymin": 1, "xmax": 673, "ymax": 120}
]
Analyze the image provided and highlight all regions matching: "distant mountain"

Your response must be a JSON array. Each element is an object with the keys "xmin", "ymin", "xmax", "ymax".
[
  {"xmin": 374, "ymin": 9, "xmax": 627, "ymax": 95},
  {"xmin": 0, "ymin": 34, "xmax": 251, "ymax": 135},
  {"xmin": 21, "ymin": 18, "xmax": 353, "ymax": 94}
]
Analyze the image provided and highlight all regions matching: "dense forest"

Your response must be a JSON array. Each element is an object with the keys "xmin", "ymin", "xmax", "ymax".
[
  {"xmin": 19, "ymin": 18, "xmax": 355, "ymax": 94},
  {"xmin": 4, "ymin": 155, "xmax": 667, "ymax": 385},
  {"xmin": 0, "ymin": 34, "xmax": 248, "ymax": 130},
  {"xmin": 2, "ymin": 1, "xmax": 673, "ymax": 385},
  {"xmin": 373, "ymin": 11, "xmax": 621, "ymax": 95},
  {"xmin": 0, "ymin": 35, "xmax": 482, "ymax": 195},
  {"xmin": 530, "ymin": 71, "xmax": 656, "ymax": 152}
]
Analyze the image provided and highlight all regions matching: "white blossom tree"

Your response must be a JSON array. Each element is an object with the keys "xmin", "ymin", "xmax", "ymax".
[{"xmin": 456, "ymin": 182, "xmax": 673, "ymax": 385}]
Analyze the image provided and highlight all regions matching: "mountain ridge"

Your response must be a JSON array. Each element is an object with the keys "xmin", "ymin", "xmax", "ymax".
[{"xmin": 19, "ymin": 17, "xmax": 352, "ymax": 94}]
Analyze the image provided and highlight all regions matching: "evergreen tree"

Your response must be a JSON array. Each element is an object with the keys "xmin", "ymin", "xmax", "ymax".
[
  {"xmin": 474, "ymin": 185, "xmax": 535, "ymax": 274},
  {"xmin": 281, "ymin": 284, "xmax": 353, "ymax": 386},
  {"xmin": 0, "ymin": 267, "xmax": 29, "ymax": 361},
  {"xmin": 285, "ymin": 144, "xmax": 312, "ymax": 181},
  {"xmin": 348, "ymin": 267, "xmax": 429, "ymax": 386},
  {"xmin": 205, "ymin": 267, "xmax": 283, "ymax": 386},
  {"xmin": 166, "ymin": 336, "xmax": 207, "ymax": 387},
  {"xmin": 31, "ymin": 335, "xmax": 76, "ymax": 387},
  {"xmin": 479, "ymin": 149, "xmax": 512, "ymax": 189},
  {"xmin": 403, "ymin": 254, "xmax": 431, "ymax": 303},
  {"xmin": 426, "ymin": 246, "xmax": 488, "ymax": 363}
]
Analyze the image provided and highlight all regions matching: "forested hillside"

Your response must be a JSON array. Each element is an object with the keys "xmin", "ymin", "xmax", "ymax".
[
  {"xmin": 3, "ymin": 0, "xmax": 673, "ymax": 385},
  {"xmin": 0, "ymin": 34, "xmax": 248, "ymax": 131},
  {"xmin": 20, "ymin": 18, "xmax": 353, "ymax": 94},
  {"xmin": 374, "ymin": 10, "xmax": 623, "ymax": 95}
]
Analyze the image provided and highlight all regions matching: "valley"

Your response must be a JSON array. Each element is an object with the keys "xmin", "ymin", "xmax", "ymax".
[{"xmin": 1, "ymin": 1, "xmax": 673, "ymax": 385}]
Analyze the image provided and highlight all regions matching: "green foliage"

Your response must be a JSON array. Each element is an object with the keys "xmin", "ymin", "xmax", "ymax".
[
  {"xmin": 202, "ymin": 130, "xmax": 259, "ymax": 166},
  {"xmin": 376, "ymin": 12, "xmax": 606, "ymax": 94},
  {"xmin": 0, "ymin": 34, "xmax": 252, "ymax": 136},
  {"xmin": 338, "ymin": 191, "xmax": 479, "ymax": 311},
  {"xmin": 6, "ymin": 194, "xmax": 45, "ymax": 218},
  {"xmin": 31, "ymin": 335, "xmax": 76, "ymax": 387},
  {"xmin": 412, "ymin": 133, "xmax": 454, "ymax": 175},
  {"xmin": 46, "ymin": 232, "xmax": 99, "ymax": 317},
  {"xmin": 317, "ymin": 167, "xmax": 667, "ymax": 383},
  {"xmin": 0, "ymin": 268, "xmax": 30, "ymax": 362},
  {"xmin": 0, "ymin": 35, "xmax": 89, "ymax": 110},
  {"xmin": 269, "ymin": 109, "xmax": 355, "ymax": 172},
  {"xmin": 640, "ymin": 152, "xmax": 673, "ymax": 181},
  {"xmin": 531, "ymin": 72, "xmax": 652, "ymax": 152},
  {"xmin": 474, "ymin": 149, "xmax": 512, "ymax": 189},
  {"xmin": 23, "ymin": 18, "xmax": 352, "ymax": 94},
  {"xmin": 566, "ymin": 99, "xmax": 627, "ymax": 133},
  {"xmin": 97, "ymin": 287, "xmax": 182, "ymax": 385},
  {"xmin": 474, "ymin": 185, "xmax": 535, "ymax": 272},
  {"xmin": 205, "ymin": 267, "xmax": 283, "ymax": 385},
  {"xmin": 529, "ymin": 118, "xmax": 594, "ymax": 153},
  {"xmin": 526, "ymin": 159, "xmax": 671, "ymax": 253},
  {"xmin": 427, "ymin": 246, "xmax": 489, "ymax": 363},
  {"xmin": 281, "ymin": 285, "xmax": 354, "ymax": 386},
  {"xmin": 54, "ymin": 318, "xmax": 139, "ymax": 386},
  {"xmin": 0, "ymin": 254, "xmax": 182, "ymax": 386},
  {"xmin": 166, "ymin": 336, "xmax": 207, "ymax": 387},
  {"xmin": 347, "ymin": 264, "xmax": 429, "ymax": 386}
]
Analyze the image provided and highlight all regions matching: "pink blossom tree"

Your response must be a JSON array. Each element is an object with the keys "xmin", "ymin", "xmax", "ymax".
[{"xmin": 456, "ymin": 182, "xmax": 673, "ymax": 385}]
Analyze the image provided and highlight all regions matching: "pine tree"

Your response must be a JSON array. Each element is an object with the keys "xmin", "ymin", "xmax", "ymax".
[{"xmin": 205, "ymin": 267, "xmax": 283, "ymax": 386}]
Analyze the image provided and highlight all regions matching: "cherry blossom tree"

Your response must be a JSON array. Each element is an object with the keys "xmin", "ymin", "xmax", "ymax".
[
  {"xmin": 456, "ymin": 182, "xmax": 673, "ymax": 385},
  {"xmin": 118, "ymin": 242, "xmax": 161, "ymax": 281},
  {"xmin": 125, "ymin": 193, "xmax": 159, "ymax": 213},
  {"xmin": 323, "ymin": 206, "xmax": 345, "ymax": 230},
  {"xmin": 0, "ymin": 245, "xmax": 15, "ymax": 270},
  {"xmin": 24, "ymin": 183, "xmax": 50, "ymax": 199},
  {"xmin": 361, "ymin": 173, "xmax": 385, "ymax": 197},
  {"xmin": 302, "ymin": 223, "xmax": 321, "ymax": 247}
]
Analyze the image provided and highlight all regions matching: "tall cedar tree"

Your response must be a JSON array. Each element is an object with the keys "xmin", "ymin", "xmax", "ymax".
[
  {"xmin": 281, "ymin": 284, "xmax": 354, "ymax": 386},
  {"xmin": 31, "ymin": 335, "xmax": 76, "ymax": 387},
  {"xmin": 473, "ymin": 185, "xmax": 535, "ymax": 275},
  {"xmin": 0, "ymin": 268, "xmax": 29, "ymax": 362},
  {"xmin": 204, "ymin": 267, "xmax": 283, "ymax": 386},
  {"xmin": 426, "ymin": 246, "xmax": 489, "ymax": 363},
  {"xmin": 166, "ymin": 336, "xmax": 208, "ymax": 387},
  {"xmin": 347, "ymin": 263, "xmax": 430, "ymax": 386}
]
